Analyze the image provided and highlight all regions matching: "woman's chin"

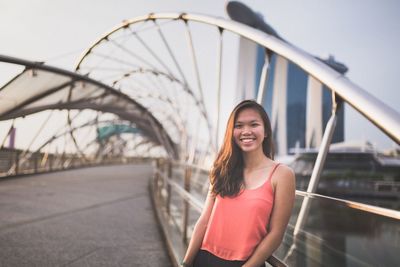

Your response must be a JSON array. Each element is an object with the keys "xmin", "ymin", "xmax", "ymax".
[{"xmin": 239, "ymin": 145, "xmax": 257, "ymax": 153}]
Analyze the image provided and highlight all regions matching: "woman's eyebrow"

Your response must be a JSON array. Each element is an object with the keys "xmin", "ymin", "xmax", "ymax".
[{"xmin": 235, "ymin": 119, "xmax": 261, "ymax": 123}]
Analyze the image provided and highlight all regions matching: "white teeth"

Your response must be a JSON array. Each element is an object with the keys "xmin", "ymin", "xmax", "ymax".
[{"xmin": 241, "ymin": 138, "xmax": 255, "ymax": 143}]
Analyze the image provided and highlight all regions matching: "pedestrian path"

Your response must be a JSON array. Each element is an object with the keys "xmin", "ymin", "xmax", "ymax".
[{"xmin": 0, "ymin": 164, "xmax": 172, "ymax": 267}]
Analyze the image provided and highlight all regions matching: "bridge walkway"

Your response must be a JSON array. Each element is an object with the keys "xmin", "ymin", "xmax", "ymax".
[{"xmin": 0, "ymin": 164, "xmax": 172, "ymax": 267}]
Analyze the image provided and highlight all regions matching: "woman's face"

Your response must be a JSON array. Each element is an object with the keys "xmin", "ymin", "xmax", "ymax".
[{"xmin": 233, "ymin": 107, "xmax": 266, "ymax": 154}]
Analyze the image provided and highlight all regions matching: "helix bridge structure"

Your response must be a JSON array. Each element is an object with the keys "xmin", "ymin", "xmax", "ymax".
[{"xmin": 0, "ymin": 6, "xmax": 399, "ymax": 267}]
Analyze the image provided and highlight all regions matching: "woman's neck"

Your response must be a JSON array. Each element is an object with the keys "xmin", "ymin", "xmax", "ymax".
[{"xmin": 242, "ymin": 149, "xmax": 271, "ymax": 170}]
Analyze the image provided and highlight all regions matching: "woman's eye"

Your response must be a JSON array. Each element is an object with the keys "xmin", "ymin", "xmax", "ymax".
[{"xmin": 234, "ymin": 124, "xmax": 242, "ymax": 128}]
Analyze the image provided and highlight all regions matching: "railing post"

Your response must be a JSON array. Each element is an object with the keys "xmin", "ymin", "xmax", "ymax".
[
  {"xmin": 34, "ymin": 152, "xmax": 38, "ymax": 173},
  {"xmin": 49, "ymin": 154, "xmax": 53, "ymax": 171},
  {"xmin": 15, "ymin": 151, "xmax": 19, "ymax": 175},
  {"xmin": 8, "ymin": 150, "xmax": 14, "ymax": 172},
  {"xmin": 162, "ymin": 159, "xmax": 167, "ymax": 200},
  {"xmin": 166, "ymin": 161, "xmax": 172, "ymax": 215},
  {"xmin": 61, "ymin": 153, "xmax": 65, "ymax": 170},
  {"xmin": 155, "ymin": 159, "xmax": 161, "ymax": 198},
  {"xmin": 182, "ymin": 165, "xmax": 192, "ymax": 244}
]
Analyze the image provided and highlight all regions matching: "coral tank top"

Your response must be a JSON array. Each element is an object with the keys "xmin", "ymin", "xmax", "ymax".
[{"xmin": 201, "ymin": 164, "xmax": 280, "ymax": 260}]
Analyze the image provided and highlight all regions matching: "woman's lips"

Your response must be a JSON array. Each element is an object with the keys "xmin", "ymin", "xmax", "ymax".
[{"xmin": 240, "ymin": 137, "xmax": 255, "ymax": 144}]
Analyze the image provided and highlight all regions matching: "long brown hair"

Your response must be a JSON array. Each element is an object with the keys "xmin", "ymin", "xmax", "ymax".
[{"xmin": 210, "ymin": 100, "xmax": 274, "ymax": 197}]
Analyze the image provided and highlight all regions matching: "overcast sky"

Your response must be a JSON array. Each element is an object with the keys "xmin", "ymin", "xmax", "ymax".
[{"xmin": 0, "ymin": 0, "xmax": 399, "ymax": 149}]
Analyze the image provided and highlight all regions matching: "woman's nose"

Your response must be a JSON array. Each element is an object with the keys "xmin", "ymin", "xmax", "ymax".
[{"xmin": 241, "ymin": 126, "xmax": 252, "ymax": 134}]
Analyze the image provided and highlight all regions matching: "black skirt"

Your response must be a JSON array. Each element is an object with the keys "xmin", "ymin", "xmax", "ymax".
[{"xmin": 193, "ymin": 249, "xmax": 265, "ymax": 267}]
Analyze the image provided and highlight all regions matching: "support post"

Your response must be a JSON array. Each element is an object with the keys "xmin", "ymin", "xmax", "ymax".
[
  {"xmin": 256, "ymin": 50, "xmax": 270, "ymax": 104},
  {"xmin": 294, "ymin": 94, "xmax": 342, "ymax": 235},
  {"xmin": 15, "ymin": 151, "xmax": 20, "ymax": 175},
  {"xmin": 34, "ymin": 152, "xmax": 38, "ymax": 173},
  {"xmin": 166, "ymin": 161, "xmax": 172, "ymax": 215},
  {"xmin": 182, "ymin": 165, "xmax": 192, "ymax": 244}
]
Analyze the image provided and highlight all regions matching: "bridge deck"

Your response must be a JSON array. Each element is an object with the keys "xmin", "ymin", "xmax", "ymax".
[{"xmin": 0, "ymin": 164, "xmax": 172, "ymax": 267}]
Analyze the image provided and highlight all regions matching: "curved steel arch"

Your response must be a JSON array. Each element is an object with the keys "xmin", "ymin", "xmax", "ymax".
[
  {"xmin": 110, "ymin": 68, "xmax": 194, "ymax": 139},
  {"xmin": 76, "ymin": 12, "xmax": 399, "ymax": 144},
  {"xmin": 112, "ymin": 67, "xmax": 208, "ymax": 118},
  {"xmin": 0, "ymin": 54, "xmax": 179, "ymax": 158},
  {"xmin": 111, "ymin": 68, "xmax": 210, "ymax": 141},
  {"xmin": 32, "ymin": 119, "xmax": 154, "ymax": 154}
]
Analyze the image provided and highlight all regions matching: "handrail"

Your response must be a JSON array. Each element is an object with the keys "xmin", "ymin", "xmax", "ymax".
[
  {"xmin": 296, "ymin": 190, "xmax": 400, "ymax": 220},
  {"xmin": 0, "ymin": 148, "xmax": 150, "ymax": 177},
  {"xmin": 161, "ymin": 172, "xmax": 203, "ymax": 213}
]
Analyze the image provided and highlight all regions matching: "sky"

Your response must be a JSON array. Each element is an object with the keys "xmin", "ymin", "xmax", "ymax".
[{"xmin": 0, "ymin": 0, "xmax": 399, "ymax": 150}]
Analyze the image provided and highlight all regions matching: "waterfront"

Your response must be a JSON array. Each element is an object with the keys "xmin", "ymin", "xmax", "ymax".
[{"xmin": 289, "ymin": 144, "xmax": 400, "ymax": 211}]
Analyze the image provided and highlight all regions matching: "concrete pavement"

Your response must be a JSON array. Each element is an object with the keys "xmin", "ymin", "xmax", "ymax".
[{"xmin": 0, "ymin": 164, "xmax": 172, "ymax": 267}]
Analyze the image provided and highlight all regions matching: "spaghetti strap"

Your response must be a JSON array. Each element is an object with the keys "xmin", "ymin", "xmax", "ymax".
[
  {"xmin": 267, "ymin": 163, "xmax": 281, "ymax": 181},
  {"xmin": 243, "ymin": 163, "xmax": 282, "ymax": 191},
  {"xmin": 267, "ymin": 163, "xmax": 281, "ymax": 192}
]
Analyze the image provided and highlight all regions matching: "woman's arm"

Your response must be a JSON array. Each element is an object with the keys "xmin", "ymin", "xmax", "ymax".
[
  {"xmin": 243, "ymin": 165, "xmax": 296, "ymax": 267},
  {"xmin": 181, "ymin": 185, "xmax": 216, "ymax": 266}
]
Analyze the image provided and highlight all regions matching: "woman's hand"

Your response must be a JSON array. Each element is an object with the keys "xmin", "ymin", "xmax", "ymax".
[{"xmin": 180, "ymin": 261, "xmax": 191, "ymax": 267}]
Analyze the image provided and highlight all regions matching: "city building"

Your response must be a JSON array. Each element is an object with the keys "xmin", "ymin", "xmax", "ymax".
[{"xmin": 233, "ymin": 18, "xmax": 347, "ymax": 156}]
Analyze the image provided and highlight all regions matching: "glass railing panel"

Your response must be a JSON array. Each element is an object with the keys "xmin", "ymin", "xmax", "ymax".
[{"xmin": 274, "ymin": 192, "xmax": 400, "ymax": 267}]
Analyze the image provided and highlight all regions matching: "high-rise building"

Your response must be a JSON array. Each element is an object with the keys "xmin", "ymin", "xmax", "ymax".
[
  {"xmin": 235, "ymin": 37, "xmax": 347, "ymax": 155},
  {"xmin": 228, "ymin": 1, "xmax": 348, "ymax": 156}
]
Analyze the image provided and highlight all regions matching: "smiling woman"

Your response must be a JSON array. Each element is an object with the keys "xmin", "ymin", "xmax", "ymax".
[
  {"xmin": 233, "ymin": 104, "xmax": 272, "ymax": 156},
  {"xmin": 181, "ymin": 99, "xmax": 296, "ymax": 267}
]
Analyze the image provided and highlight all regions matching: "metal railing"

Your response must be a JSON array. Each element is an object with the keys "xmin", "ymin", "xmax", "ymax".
[
  {"xmin": 151, "ymin": 158, "xmax": 400, "ymax": 267},
  {"xmin": 150, "ymin": 158, "xmax": 288, "ymax": 267},
  {"xmin": 0, "ymin": 148, "xmax": 151, "ymax": 178}
]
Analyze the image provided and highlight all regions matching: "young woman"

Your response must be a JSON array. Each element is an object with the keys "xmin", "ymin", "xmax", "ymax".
[{"xmin": 181, "ymin": 100, "xmax": 296, "ymax": 267}]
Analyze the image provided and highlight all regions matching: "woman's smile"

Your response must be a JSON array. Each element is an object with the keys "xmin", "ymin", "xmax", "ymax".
[
  {"xmin": 233, "ymin": 108, "xmax": 265, "ymax": 153},
  {"xmin": 240, "ymin": 136, "xmax": 256, "ymax": 144}
]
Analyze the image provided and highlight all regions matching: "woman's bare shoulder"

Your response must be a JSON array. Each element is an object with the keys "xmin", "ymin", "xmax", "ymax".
[{"xmin": 273, "ymin": 163, "xmax": 295, "ymax": 185}]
